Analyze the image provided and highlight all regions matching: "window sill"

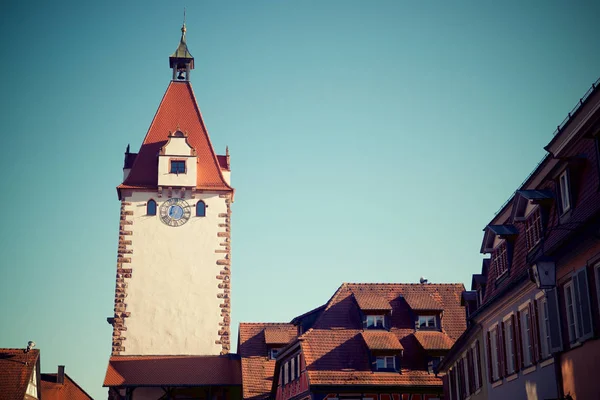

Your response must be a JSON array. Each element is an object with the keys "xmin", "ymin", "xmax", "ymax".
[
  {"xmin": 540, "ymin": 357, "xmax": 554, "ymax": 368},
  {"xmin": 569, "ymin": 341, "xmax": 583, "ymax": 349},
  {"xmin": 491, "ymin": 379, "xmax": 503, "ymax": 388},
  {"xmin": 506, "ymin": 373, "xmax": 519, "ymax": 382},
  {"xmin": 495, "ymin": 271, "xmax": 509, "ymax": 285},
  {"xmin": 522, "ymin": 365, "xmax": 536, "ymax": 375},
  {"xmin": 474, "ymin": 388, "xmax": 482, "ymax": 396}
]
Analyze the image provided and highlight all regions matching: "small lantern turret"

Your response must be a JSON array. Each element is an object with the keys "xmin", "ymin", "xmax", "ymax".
[{"xmin": 169, "ymin": 20, "xmax": 194, "ymax": 81}]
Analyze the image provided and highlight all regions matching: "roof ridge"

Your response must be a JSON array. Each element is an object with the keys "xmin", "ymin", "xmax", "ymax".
[{"xmin": 239, "ymin": 322, "xmax": 293, "ymax": 326}]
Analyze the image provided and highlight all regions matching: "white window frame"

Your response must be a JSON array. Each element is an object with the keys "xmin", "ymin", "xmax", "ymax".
[
  {"xmin": 376, "ymin": 356, "xmax": 395, "ymax": 370},
  {"xmin": 564, "ymin": 281, "xmax": 580, "ymax": 343},
  {"xmin": 525, "ymin": 206, "xmax": 542, "ymax": 250},
  {"xmin": 366, "ymin": 315, "xmax": 385, "ymax": 329},
  {"xmin": 503, "ymin": 314, "xmax": 516, "ymax": 375},
  {"xmin": 489, "ymin": 324, "xmax": 499, "ymax": 381},
  {"xmin": 535, "ymin": 293, "xmax": 551, "ymax": 359},
  {"xmin": 290, "ymin": 357, "xmax": 295, "ymax": 381},
  {"xmin": 471, "ymin": 342, "xmax": 480, "ymax": 390},
  {"xmin": 518, "ymin": 302, "xmax": 533, "ymax": 367},
  {"xmin": 283, "ymin": 362, "xmax": 289, "ymax": 385},
  {"xmin": 493, "ymin": 241, "xmax": 509, "ymax": 278},
  {"xmin": 418, "ymin": 315, "xmax": 436, "ymax": 329},
  {"xmin": 559, "ymin": 170, "xmax": 571, "ymax": 213}
]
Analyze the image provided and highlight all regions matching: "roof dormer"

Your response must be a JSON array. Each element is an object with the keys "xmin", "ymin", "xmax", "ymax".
[
  {"xmin": 361, "ymin": 331, "xmax": 403, "ymax": 372},
  {"xmin": 352, "ymin": 291, "xmax": 392, "ymax": 330},
  {"xmin": 157, "ymin": 129, "xmax": 197, "ymax": 188}
]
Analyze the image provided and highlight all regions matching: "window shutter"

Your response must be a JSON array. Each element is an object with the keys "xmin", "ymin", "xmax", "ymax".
[
  {"xmin": 575, "ymin": 267, "xmax": 594, "ymax": 341},
  {"xmin": 546, "ymin": 288, "xmax": 564, "ymax": 353},
  {"xmin": 468, "ymin": 349, "xmax": 475, "ymax": 394},
  {"xmin": 498, "ymin": 323, "xmax": 506, "ymax": 378},
  {"xmin": 486, "ymin": 331, "xmax": 493, "ymax": 382},
  {"xmin": 513, "ymin": 313, "xmax": 521, "ymax": 371},
  {"xmin": 476, "ymin": 340, "xmax": 483, "ymax": 389},
  {"xmin": 529, "ymin": 302, "xmax": 538, "ymax": 364}
]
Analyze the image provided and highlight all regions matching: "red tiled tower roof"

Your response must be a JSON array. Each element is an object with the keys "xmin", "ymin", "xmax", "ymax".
[{"xmin": 119, "ymin": 81, "xmax": 232, "ymax": 193}]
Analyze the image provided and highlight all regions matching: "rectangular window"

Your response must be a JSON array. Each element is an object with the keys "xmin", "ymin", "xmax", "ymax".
[
  {"xmin": 595, "ymin": 263, "xmax": 600, "ymax": 317},
  {"xmin": 520, "ymin": 307, "xmax": 532, "ymax": 366},
  {"xmin": 474, "ymin": 341, "xmax": 482, "ymax": 390},
  {"xmin": 463, "ymin": 356, "xmax": 470, "ymax": 396},
  {"xmin": 366, "ymin": 315, "xmax": 385, "ymax": 328},
  {"xmin": 269, "ymin": 348, "xmax": 279, "ymax": 360},
  {"xmin": 376, "ymin": 356, "xmax": 395, "ymax": 370},
  {"xmin": 170, "ymin": 160, "xmax": 186, "ymax": 174},
  {"xmin": 525, "ymin": 207, "xmax": 542, "ymax": 250},
  {"xmin": 489, "ymin": 326, "xmax": 499, "ymax": 381},
  {"xmin": 565, "ymin": 281, "xmax": 580, "ymax": 343},
  {"xmin": 537, "ymin": 297, "xmax": 551, "ymax": 359},
  {"xmin": 290, "ymin": 357, "xmax": 295, "ymax": 381},
  {"xmin": 504, "ymin": 317, "xmax": 515, "ymax": 374},
  {"xmin": 493, "ymin": 242, "xmax": 508, "ymax": 277},
  {"xmin": 283, "ymin": 362, "xmax": 289, "ymax": 385},
  {"xmin": 559, "ymin": 170, "xmax": 571, "ymax": 213},
  {"xmin": 418, "ymin": 315, "xmax": 436, "ymax": 329},
  {"xmin": 296, "ymin": 354, "xmax": 301, "ymax": 378}
]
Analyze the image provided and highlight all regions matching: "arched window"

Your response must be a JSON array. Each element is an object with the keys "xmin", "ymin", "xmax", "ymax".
[
  {"xmin": 196, "ymin": 200, "xmax": 206, "ymax": 217},
  {"xmin": 147, "ymin": 199, "xmax": 157, "ymax": 216}
]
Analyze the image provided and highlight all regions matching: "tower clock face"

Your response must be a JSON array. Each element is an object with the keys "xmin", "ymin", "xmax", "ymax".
[{"xmin": 159, "ymin": 198, "xmax": 191, "ymax": 227}]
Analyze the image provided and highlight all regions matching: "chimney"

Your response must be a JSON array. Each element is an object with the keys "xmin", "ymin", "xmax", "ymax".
[{"xmin": 57, "ymin": 365, "xmax": 65, "ymax": 385}]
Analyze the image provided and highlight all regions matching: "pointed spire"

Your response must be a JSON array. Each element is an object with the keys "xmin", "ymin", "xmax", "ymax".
[{"xmin": 169, "ymin": 10, "xmax": 195, "ymax": 81}]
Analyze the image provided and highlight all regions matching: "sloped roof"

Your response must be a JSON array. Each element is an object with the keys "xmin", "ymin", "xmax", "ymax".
[
  {"xmin": 402, "ymin": 292, "xmax": 443, "ymax": 311},
  {"xmin": 264, "ymin": 326, "xmax": 297, "ymax": 345},
  {"xmin": 41, "ymin": 373, "xmax": 93, "ymax": 400},
  {"xmin": 413, "ymin": 331, "xmax": 455, "ymax": 351},
  {"xmin": 361, "ymin": 331, "xmax": 403, "ymax": 351},
  {"xmin": 238, "ymin": 323, "xmax": 298, "ymax": 400},
  {"xmin": 119, "ymin": 81, "xmax": 232, "ymax": 192},
  {"xmin": 103, "ymin": 355, "xmax": 241, "ymax": 387},
  {"xmin": 297, "ymin": 283, "xmax": 465, "ymax": 387},
  {"xmin": 351, "ymin": 290, "xmax": 393, "ymax": 311},
  {"xmin": 0, "ymin": 348, "xmax": 39, "ymax": 399}
]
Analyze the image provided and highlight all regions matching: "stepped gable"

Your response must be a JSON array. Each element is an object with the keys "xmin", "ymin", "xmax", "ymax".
[{"xmin": 119, "ymin": 80, "xmax": 232, "ymax": 192}]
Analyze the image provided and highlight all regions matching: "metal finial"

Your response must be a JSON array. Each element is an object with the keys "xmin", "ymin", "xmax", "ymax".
[{"xmin": 182, "ymin": 8, "xmax": 187, "ymax": 33}]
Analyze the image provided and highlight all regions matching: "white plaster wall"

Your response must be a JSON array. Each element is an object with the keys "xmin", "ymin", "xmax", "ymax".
[
  {"xmin": 123, "ymin": 190, "xmax": 226, "ymax": 355},
  {"xmin": 158, "ymin": 156, "xmax": 197, "ymax": 187},
  {"xmin": 221, "ymin": 169, "xmax": 231, "ymax": 185}
]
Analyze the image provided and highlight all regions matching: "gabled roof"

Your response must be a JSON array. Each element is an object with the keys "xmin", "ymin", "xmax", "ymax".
[
  {"xmin": 0, "ymin": 348, "xmax": 39, "ymax": 399},
  {"xmin": 103, "ymin": 355, "xmax": 241, "ymax": 387},
  {"xmin": 41, "ymin": 373, "xmax": 93, "ymax": 400},
  {"xmin": 119, "ymin": 81, "xmax": 232, "ymax": 193},
  {"xmin": 413, "ymin": 331, "xmax": 455, "ymax": 351},
  {"xmin": 351, "ymin": 290, "xmax": 393, "ymax": 311},
  {"xmin": 361, "ymin": 331, "xmax": 404, "ymax": 351},
  {"xmin": 238, "ymin": 323, "xmax": 298, "ymax": 400}
]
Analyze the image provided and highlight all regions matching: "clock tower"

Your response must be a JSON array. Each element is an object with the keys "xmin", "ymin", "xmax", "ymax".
[{"xmin": 108, "ymin": 23, "xmax": 233, "ymax": 357}]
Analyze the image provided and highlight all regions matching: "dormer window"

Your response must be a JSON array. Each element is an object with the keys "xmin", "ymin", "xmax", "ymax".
[
  {"xmin": 525, "ymin": 207, "xmax": 542, "ymax": 250},
  {"xmin": 376, "ymin": 356, "xmax": 396, "ymax": 371},
  {"xmin": 269, "ymin": 348, "xmax": 280, "ymax": 360},
  {"xmin": 170, "ymin": 160, "xmax": 186, "ymax": 174},
  {"xmin": 366, "ymin": 315, "xmax": 385, "ymax": 329},
  {"xmin": 493, "ymin": 241, "xmax": 508, "ymax": 277},
  {"xmin": 559, "ymin": 169, "xmax": 571, "ymax": 213},
  {"xmin": 418, "ymin": 315, "xmax": 436, "ymax": 329}
]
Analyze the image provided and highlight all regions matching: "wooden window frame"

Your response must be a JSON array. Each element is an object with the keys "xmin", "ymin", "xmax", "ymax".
[
  {"xmin": 170, "ymin": 159, "xmax": 187, "ymax": 174},
  {"xmin": 564, "ymin": 281, "xmax": 580, "ymax": 344},
  {"xmin": 518, "ymin": 302, "xmax": 533, "ymax": 367},
  {"xmin": 558, "ymin": 169, "xmax": 571, "ymax": 214},
  {"xmin": 366, "ymin": 315, "xmax": 386, "ymax": 329},
  {"xmin": 493, "ymin": 241, "xmax": 509, "ymax": 279},
  {"xmin": 525, "ymin": 207, "xmax": 543, "ymax": 251}
]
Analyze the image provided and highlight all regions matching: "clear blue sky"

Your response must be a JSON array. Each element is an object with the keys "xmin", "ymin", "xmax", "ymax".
[{"xmin": 1, "ymin": 1, "xmax": 599, "ymax": 398}]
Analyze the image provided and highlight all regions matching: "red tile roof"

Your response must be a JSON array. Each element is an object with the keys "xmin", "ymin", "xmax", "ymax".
[
  {"xmin": 103, "ymin": 355, "xmax": 241, "ymax": 387},
  {"xmin": 238, "ymin": 323, "xmax": 298, "ymax": 400},
  {"xmin": 352, "ymin": 291, "xmax": 392, "ymax": 311},
  {"xmin": 0, "ymin": 348, "xmax": 39, "ymax": 400},
  {"xmin": 361, "ymin": 331, "xmax": 404, "ymax": 351},
  {"xmin": 402, "ymin": 292, "xmax": 443, "ymax": 311},
  {"xmin": 41, "ymin": 373, "xmax": 93, "ymax": 400},
  {"xmin": 300, "ymin": 283, "xmax": 465, "ymax": 387},
  {"xmin": 119, "ymin": 81, "xmax": 232, "ymax": 192},
  {"xmin": 413, "ymin": 331, "xmax": 455, "ymax": 351},
  {"xmin": 264, "ymin": 326, "xmax": 297, "ymax": 345}
]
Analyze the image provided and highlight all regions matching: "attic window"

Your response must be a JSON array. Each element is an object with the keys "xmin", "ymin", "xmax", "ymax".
[
  {"xmin": 493, "ymin": 241, "xmax": 508, "ymax": 277},
  {"xmin": 525, "ymin": 207, "xmax": 542, "ymax": 250},
  {"xmin": 269, "ymin": 348, "xmax": 280, "ymax": 360},
  {"xmin": 376, "ymin": 356, "xmax": 396, "ymax": 371},
  {"xmin": 366, "ymin": 315, "xmax": 385, "ymax": 329},
  {"xmin": 418, "ymin": 315, "xmax": 436, "ymax": 329},
  {"xmin": 170, "ymin": 160, "xmax": 186, "ymax": 174}
]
